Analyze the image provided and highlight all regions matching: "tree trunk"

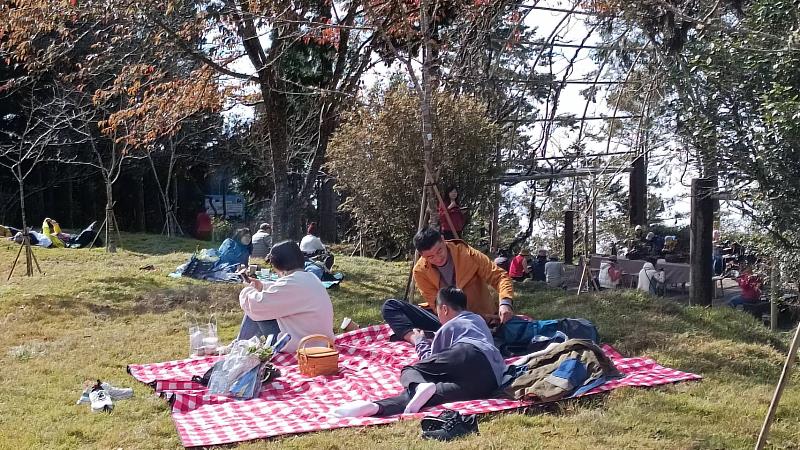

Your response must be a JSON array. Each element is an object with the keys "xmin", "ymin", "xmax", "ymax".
[
  {"xmin": 629, "ymin": 155, "xmax": 647, "ymax": 227},
  {"xmin": 261, "ymin": 79, "xmax": 299, "ymax": 240},
  {"xmin": 420, "ymin": 0, "xmax": 438, "ymax": 227},
  {"xmin": 135, "ymin": 165, "xmax": 146, "ymax": 232},
  {"xmin": 318, "ymin": 177, "xmax": 338, "ymax": 243},
  {"xmin": 105, "ymin": 181, "xmax": 117, "ymax": 253},
  {"xmin": 690, "ymin": 178, "xmax": 714, "ymax": 306},
  {"xmin": 17, "ymin": 175, "xmax": 27, "ymax": 230}
]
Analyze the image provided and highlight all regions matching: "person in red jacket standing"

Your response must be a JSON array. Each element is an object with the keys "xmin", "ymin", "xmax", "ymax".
[
  {"xmin": 195, "ymin": 200, "xmax": 213, "ymax": 241},
  {"xmin": 438, "ymin": 186, "xmax": 466, "ymax": 240}
]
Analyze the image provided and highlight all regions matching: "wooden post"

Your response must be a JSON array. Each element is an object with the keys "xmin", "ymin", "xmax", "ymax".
[
  {"xmin": 755, "ymin": 323, "xmax": 800, "ymax": 449},
  {"xmin": 770, "ymin": 263, "xmax": 780, "ymax": 332},
  {"xmin": 564, "ymin": 210, "xmax": 575, "ymax": 265},
  {"xmin": 591, "ymin": 174, "xmax": 597, "ymax": 255},
  {"xmin": 629, "ymin": 155, "xmax": 647, "ymax": 227},
  {"xmin": 690, "ymin": 178, "xmax": 714, "ymax": 306},
  {"xmin": 404, "ymin": 186, "xmax": 429, "ymax": 302}
]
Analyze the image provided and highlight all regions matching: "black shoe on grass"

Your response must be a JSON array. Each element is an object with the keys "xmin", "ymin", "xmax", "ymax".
[{"xmin": 421, "ymin": 411, "xmax": 478, "ymax": 441}]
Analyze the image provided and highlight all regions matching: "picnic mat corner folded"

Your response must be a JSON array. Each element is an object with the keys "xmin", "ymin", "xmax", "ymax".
[{"xmin": 127, "ymin": 325, "xmax": 702, "ymax": 448}]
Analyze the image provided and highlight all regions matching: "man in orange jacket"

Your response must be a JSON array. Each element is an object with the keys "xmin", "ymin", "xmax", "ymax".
[{"xmin": 382, "ymin": 227, "xmax": 515, "ymax": 343}]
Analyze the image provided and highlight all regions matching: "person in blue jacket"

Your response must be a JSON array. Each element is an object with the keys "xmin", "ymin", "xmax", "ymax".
[{"xmin": 217, "ymin": 228, "xmax": 253, "ymax": 266}]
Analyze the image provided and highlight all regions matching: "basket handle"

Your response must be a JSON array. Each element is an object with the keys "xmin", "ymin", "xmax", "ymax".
[{"xmin": 297, "ymin": 334, "xmax": 334, "ymax": 352}]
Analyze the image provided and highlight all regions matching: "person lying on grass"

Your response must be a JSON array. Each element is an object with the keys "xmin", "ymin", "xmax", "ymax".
[
  {"xmin": 234, "ymin": 240, "xmax": 334, "ymax": 354},
  {"xmin": 334, "ymin": 287, "xmax": 506, "ymax": 417},
  {"xmin": 382, "ymin": 227, "xmax": 515, "ymax": 343}
]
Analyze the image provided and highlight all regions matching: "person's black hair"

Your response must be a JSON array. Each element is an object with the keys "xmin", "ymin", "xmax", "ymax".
[
  {"xmin": 444, "ymin": 185, "xmax": 458, "ymax": 198},
  {"xmin": 646, "ymin": 256, "xmax": 658, "ymax": 265},
  {"xmin": 413, "ymin": 227, "xmax": 442, "ymax": 252},
  {"xmin": 268, "ymin": 240, "xmax": 306, "ymax": 272},
  {"xmin": 436, "ymin": 287, "xmax": 467, "ymax": 311},
  {"xmin": 233, "ymin": 228, "xmax": 251, "ymax": 240}
]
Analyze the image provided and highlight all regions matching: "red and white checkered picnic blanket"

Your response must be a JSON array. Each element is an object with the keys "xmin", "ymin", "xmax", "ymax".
[{"xmin": 127, "ymin": 325, "xmax": 701, "ymax": 448}]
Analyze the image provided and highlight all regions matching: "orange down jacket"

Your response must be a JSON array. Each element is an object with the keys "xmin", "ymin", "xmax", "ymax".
[{"xmin": 413, "ymin": 240, "xmax": 514, "ymax": 319}]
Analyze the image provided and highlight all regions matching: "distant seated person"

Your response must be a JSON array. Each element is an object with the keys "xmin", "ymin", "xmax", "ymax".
[
  {"xmin": 235, "ymin": 241, "xmax": 334, "ymax": 353},
  {"xmin": 437, "ymin": 186, "xmax": 466, "ymax": 241},
  {"xmin": 598, "ymin": 256, "xmax": 622, "ymax": 289},
  {"xmin": 637, "ymin": 257, "xmax": 664, "ymax": 295},
  {"xmin": 300, "ymin": 222, "xmax": 334, "ymax": 270},
  {"xmin": 251, "ymin": 223, "xmax": 272, "ymax": 260},
  {"xmin": 663, "ymin": 236, "xmax": 677, "ymax": 254},
  {"xmin": 382, "ymin": 227, "xmax": 514, "ymax": 344},
  {"xmin": 544, "ymin": 255, "xmax": 566, "ymax": 289},
  {"xmin": 508, "ymin": 248, "xmax": 530, "ymax": 282},
  {"xmin": 217, "ymin": 228, "xmax": 252, "ymax": 267},
  {"xmin": 334, "ymin": 287, "xmax": 505, "ymax": 418},
  {"xmin": 531, "ymin": 249, "xmax": 548, "ymax": 282},
  {"xmin": 728, "ymin": 269, "xmax": 763, "ymax": 308},
  {"xmin": 493, "ymin": 249, "xmax": 511, "ymax": 272}
]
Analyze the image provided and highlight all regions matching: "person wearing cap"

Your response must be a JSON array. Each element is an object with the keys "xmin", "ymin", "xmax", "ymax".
[
  {"xmin": 634, "ymin": 225, "xmax": 644, "ymax": 240},
  {"xmin": 381, "ymin": 227, "xmax": 514, "ymax": 344},
  {"xmin": 508, "ymin": 248, "xmax": 530, "ymax": 282},
  {"xmin": 251, "ymin": 223, "xmax": 272, "ymax": 259}
]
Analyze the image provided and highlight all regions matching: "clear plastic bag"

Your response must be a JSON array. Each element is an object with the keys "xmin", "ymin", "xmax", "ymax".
[
  {"xmin": 188, "ymin": 320, "xmax": 205, "ymax": 357},
  {"xmin": 207, "ymin": 338, "xmax": 262, "ymax": 395},
  {"xmin": 188, "ymin": 315, "xmax": 218, "ymax": 357}
]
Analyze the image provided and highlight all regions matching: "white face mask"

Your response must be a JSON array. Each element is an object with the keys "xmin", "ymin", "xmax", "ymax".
[{"xmin": 240, "ymin": 236, "xmax": 252, "ymax": 245}]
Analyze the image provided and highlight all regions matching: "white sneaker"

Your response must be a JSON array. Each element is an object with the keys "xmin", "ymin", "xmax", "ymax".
[
  {"xmin": 89, "ymin": 388, "xmax": 114, "ymax": 413},
  {"xmin": 77, "ymin": 382, "xmax": 133, "ymax": 404}
]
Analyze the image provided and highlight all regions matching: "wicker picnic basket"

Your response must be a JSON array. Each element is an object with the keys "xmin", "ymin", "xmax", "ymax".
[{"xmin": 296, "ymin": 334, "xmax": 339, "ymax": 376}]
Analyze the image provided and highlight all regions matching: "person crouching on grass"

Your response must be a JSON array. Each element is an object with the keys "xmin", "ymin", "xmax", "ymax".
[{"xmin": 333, "ymin": 287, "xmax": 506, "ymax": 417}]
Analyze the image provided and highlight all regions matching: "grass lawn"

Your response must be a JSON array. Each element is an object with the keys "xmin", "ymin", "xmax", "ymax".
[{"xmin": 1, "ymin": 233, "xmax": 798, "ymax": 449}]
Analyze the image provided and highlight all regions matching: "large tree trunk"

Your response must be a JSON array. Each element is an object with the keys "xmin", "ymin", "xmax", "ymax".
[
  {"xmin": 318, "ymin": 177, "xmax": 338, "ymax": 243},
  {"xmin": 261, "ymin": 79, "xmax": 299, "ymax": 240}
]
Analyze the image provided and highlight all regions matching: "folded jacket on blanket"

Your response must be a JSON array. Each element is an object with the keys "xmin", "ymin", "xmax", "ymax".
[
  {"xmin": 495, "ymin": 317, "xmax": 600, "ymax": 356},
  {"xmin": 506, "ymin": 339, "xmax": 622, "ymax": 402}
]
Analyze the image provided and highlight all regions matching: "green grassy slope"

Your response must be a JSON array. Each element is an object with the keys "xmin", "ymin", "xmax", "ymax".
[{"xmin": 0, "ymin": 234, "xmax": 797, "ymax": 449}]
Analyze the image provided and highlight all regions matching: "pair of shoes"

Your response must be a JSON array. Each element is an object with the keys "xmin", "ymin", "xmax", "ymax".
[
  {"xmin": 420, "ymin": 409, "xmax": 478, "ymax": 441},
  {"xmin": 89, "ymin": 381, "xmax": 114, "ymax": 413}
]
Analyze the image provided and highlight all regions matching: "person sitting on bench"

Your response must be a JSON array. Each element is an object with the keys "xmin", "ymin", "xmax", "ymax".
[
  {"xmin": 334, "ymin": 287, "xmax": 506, "ymax": 417},
  {"xmin": 382, "ymin": 227, "xmax": 514, "ymax": 343}
]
